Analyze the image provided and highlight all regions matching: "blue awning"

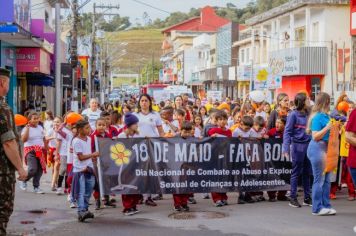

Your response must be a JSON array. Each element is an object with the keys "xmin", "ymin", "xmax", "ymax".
[{"xmin": 26, "ymin": 73, "xmax": 54, "ymax": 87}]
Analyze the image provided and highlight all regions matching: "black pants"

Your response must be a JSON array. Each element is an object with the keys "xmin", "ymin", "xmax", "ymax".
[
  {"xmin": 0, "ymin": 173, "xmax": 15, "ymax": 235},
  {"xmin": 26, "ymin": 153, "xmax": 43, "ymax": 188}
]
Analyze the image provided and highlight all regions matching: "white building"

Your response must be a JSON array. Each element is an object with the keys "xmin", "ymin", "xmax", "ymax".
[{"xmin": 242, "ymin": 0, "xmax": 350, "ymax": 101}]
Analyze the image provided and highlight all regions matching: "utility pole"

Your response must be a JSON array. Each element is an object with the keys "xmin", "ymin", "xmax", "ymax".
[
  {"xmin": 89, "ymin": 3, "xmax": 120, "ymax": 100},
  {"xmin": 70, "ymin": 0, "xmax": 79, "ymax": 111},
  {"xmin": 55, "ymin": 2, "xmax": 61, "ymax": 116}
]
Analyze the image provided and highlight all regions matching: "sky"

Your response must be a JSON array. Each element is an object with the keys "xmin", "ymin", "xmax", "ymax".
[{"xmin": 80, "ymin": 0, "xmax": 251, "ymax": 23}]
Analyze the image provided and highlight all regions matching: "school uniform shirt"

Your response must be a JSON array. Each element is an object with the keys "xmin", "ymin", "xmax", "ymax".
[
  {"xmin": 267, "ymin": 128, "xmax": 284, "ymax": 139},
  {"xmin": 81, "ymin": 108, "xmax": 102, "ymax": 130},
  {"xmin": 21, "ymin": 125, "xmax": 45, "ymax": 147},
  {"xmin": 134, "ymin": 112, "xmax": 162, "ymax": 137},
  {"xmin": 232, "ymin": 128, "xmax": 251, "ymax": 138},
  {"xmin": 250, "ymin": 127, "xmax": 266, "ymax": 138},
  {"xmin": 255, "ymin": 111, "xmax": 268, "ymax": 121},
  {"xmin": 194, "ymin": 126, "xmax": 203, "ymax": 138},
  {"xmin": 56, "ymin": 131, "xmax": 68, "ymax": 156},
  {"xmin": 72, "ymin": 136, "xmax": 94, "ymax": 173},
  {"xmin": 117, "ymin": 132, "xmax": 140, "ymax": 138},
  {"xmin": 47, "ymin": 128, "xmax": 57, "ymax": 148},
  {"xmin": 107, "ymin": 125, "xmax": 120, "ymax": 138},
  {"xmin": 43, "ymin": 120, "xmax": 53, "ymax": 135},
  {"xmin": 60, "ymin": 126, "xmax": 74, "ymax": 164},
  {"xmin": 346, "ymin": 109, "xmax": 356, "ymax": 168},
  {"xmin": 207, "ymin": 127, "xmax": 232, "ymax": 138},
  {"xmin": 162, "ymin": 120, "xmax": 179, "ymax": 134}
]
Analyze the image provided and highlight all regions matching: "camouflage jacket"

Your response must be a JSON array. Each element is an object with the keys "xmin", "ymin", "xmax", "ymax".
[{"xmin": 0, "ymin": 97, "xmax": 17, "ymax": 174}]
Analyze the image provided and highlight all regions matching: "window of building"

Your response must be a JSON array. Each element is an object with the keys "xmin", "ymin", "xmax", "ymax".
[
  {"xmin": 295, "ymin": 27, "xmax": 305, "ymax": 47},
  {"xmin": 312, "ymin": 22, "xmax": 319, "ymax": 43},
  {"xmin": 45, "ymin": 11, "xmax": 49, "ymax": 24},
  {"xmin": 240, "ymin": 49, "xmax": 245, "ymax": 64},
  {"xmin": 246, "ymin": 48, "xmax": 250, "ymax": 63}
]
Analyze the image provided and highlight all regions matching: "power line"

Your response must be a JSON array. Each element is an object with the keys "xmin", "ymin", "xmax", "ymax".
[{"xmin": 130, "ymin": 0, "xmax": 171, "ymax": 15}]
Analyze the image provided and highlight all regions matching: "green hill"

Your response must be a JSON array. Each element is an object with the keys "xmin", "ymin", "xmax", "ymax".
[{"xmin": 104, "ymin": 29, "xmax": 163, "ymax": 74}]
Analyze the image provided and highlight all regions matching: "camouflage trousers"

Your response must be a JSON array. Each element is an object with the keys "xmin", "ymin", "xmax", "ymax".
[{"xmin": 0, "ymin": 173, "xmax": 15, "ymax": 235}]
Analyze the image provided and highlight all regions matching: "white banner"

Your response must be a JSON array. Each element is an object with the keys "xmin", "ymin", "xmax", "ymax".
[{"xmin": 207, "ymin": 90, "xmax": 222, "ymax": 102}]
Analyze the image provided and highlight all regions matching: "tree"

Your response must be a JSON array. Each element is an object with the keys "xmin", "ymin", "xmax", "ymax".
[{"xmin": 139, "ymin": 61, "xmax": 162, "ymax": 85}]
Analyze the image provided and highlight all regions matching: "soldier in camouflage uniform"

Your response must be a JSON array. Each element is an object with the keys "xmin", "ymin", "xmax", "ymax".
[{"xmin": 0, "ymin": 68, "xmax": 27, "ymax": 235}]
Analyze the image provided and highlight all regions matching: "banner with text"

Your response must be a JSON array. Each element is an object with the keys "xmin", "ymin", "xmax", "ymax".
[{"xmin": 97, "ymin": 137, "xmax": 291, "ymax": 194}]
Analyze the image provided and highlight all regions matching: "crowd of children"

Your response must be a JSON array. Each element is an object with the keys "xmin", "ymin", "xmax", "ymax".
[{"xmin": 16, "ymin": 91, "xmax": 356, "ymax": 221}]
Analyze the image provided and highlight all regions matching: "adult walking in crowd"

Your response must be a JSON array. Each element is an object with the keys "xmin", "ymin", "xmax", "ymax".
[
  {"xmin": 307, "ymin": 92, "xmax": 336, "ymax": 216},
  {"xmin": 0, "ymin": 68, "xmax": 28, "ymax": 235},
  {"xmin": 282, "ymin": 92, "xmax": 312, "ymax": 208},
  {"xmin": 81, "ymin": 98, "xmax": 102, "ymax": 130},
  {"xmin": 134, "ymin": 94, "xmax": 164, "ymax": 206},
  {"xmin": 267, "ymin": 93, "xmax": 289, "ymax": 130}
]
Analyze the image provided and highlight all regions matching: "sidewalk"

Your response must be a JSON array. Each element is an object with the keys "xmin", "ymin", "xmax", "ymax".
[{"xmin": 7, "ymin": 172, "xmax": 356, "ymax": 236}]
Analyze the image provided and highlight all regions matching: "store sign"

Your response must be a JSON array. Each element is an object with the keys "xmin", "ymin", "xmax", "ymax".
[
  {"xmin": 16, "ymin": 48, "xmax": 50, "ymax": 74},
  {"xmin": 269, "ymin": 48, "xmax": 300, "ymax": 76},
  {"xmin": 228, "ymin": 66, "xmax": 236, "ymax": 81},
  {"xmin": 351, "ymin": 0, "xmax": 356, "ymax": 35}
]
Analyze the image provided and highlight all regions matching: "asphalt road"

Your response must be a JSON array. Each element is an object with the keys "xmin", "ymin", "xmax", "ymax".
[{"xmin": 7, "ymin": 173, "xmax": 356, "ymax": 236}]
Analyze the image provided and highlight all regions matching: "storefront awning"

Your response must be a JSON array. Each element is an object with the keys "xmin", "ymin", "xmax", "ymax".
[{"xmin": 26, "ymin": 73, "xmax": 54, "ymax": 87}]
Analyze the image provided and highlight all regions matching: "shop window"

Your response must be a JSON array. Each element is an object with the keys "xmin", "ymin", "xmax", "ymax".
[
  {"xmin": 240, "ymin": 49, "xmax": 245, "ymax": 64},
  {"xmin": 311, "ymin": 77, "xmax": 321, "ymax": 99}
]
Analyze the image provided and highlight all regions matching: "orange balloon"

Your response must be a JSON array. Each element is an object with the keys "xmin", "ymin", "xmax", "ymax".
[
  {"xmin": 66, "ymin": 112, "xmax": 83, "ymax": 125},
  {"xmin": 337, "ymin": 101, "xmax": 349, "ymax": 113},
  {"xmin": 14, "ymin": 114, "xmax": 28, "ymax": 126}
]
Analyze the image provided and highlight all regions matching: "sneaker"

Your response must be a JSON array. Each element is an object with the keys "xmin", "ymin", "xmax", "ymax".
[
  {"xmin": 145, "ymin": 198, "xmax": 157, "ymax": 207},
  {"xmin": 181, "ymin": 205, "xmax": 190, "ymax": 212},
  {"xmin": 70, "ymin": 202, "xmax": 78, "ymax": 208},
  {"xmin": 329, "ymin": 193, "xmax": 336, "ymax": 200},
  {"xmin": 132, "ymin": 207, "xmax": 140, "ymax": 214},
  {"xmin": 215, "ymin": 200, "xmax": 224, "ymax": 207},
  {"xmin": 33, "ymin": 188, "xmax": 44, "ymax": 194},
  {"xmin": 86, "ymin": 211, "xmax": 94, "ymax": 219},
  {"xmin": 257, "ymin": 196, "xmax": 266, "ymax": 202},
  {"xmin": 312, "ymin": 208, "xmax": 330, "ymax": 216},
  {"xmin": 327, "ymin": 208, "xmax": 337, "ymax": 215},
  {"xmin": 123, "ymin": 208, "xmax": 136, "ymax": 216},
  {"xmin": 237, "ymin": 198, "xmax": 246, "ymax": 204},
  {"xmin": 222, "ymin": 200, "xmax": 228, "ymax": 206},
  {"xmin": 95, "ymin": 199, "xmax": 101, "ymax": 210},
  {"xmin": 269, "ymin": 198, "xmax": 277, "ymax": 202},
  {"xmin": 56, "ymin": 188, "xmax": 63, "ymax": 195},
  {"xmin": 202, "ymin": 193, "xmax": 210, "ymax": 199},
  {"xmin": 103, "ymin": 200, "xmax": 116, "ymax": 208},
  {"xmin": 188, "ymin": 197, "xmax": 197, "ymax": 204},
  {"xmin": 67, "ymin": 194, "xmax": 71, "ymax": 202},
  {"xmin": 173, "ymin": 206, "xmax": 182, "ymax": 212},
  {"xmin": 277, "ymin": 196, "xmax": 290, "ymax": 201},
  {"xmin": 348, "ymin": 196, "xmax": 356, "ymax": 201},
  {"xmin": 341, "ymin": 183, "xmax": 347, "ymax": 188},
  {"xmin": 51, "ymin": 186, "xmax": 57, "ymax": 192},
  {"xmin": 152, "ymin": 194, "xmax": 163, "ymax": 201},
  {"xmin": 78, "ymin": 212, "xmax": 86, "ymax": 222},
  {"xmin": 110, "ymin": 198, "xmax": 117, "ymax": 203},
  {"xmin": 19, "ymin": 181, "xmax": 27, "ymax": 191},
  {"xmin": 289, "ymin": 198, "xmax": 301, "ymax": 208},
  {"xmin": 244, "ymin": 195, "xmax": 256, "ymax": 204},
  {"xmin": 303, "ymin": 198, "xmax": 312, "ymax": 207}
]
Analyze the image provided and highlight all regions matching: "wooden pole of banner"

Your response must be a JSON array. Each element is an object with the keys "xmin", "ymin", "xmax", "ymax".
[{"xmin": 95, "ymin": 136, "xmax": 105, "ymax": 202}]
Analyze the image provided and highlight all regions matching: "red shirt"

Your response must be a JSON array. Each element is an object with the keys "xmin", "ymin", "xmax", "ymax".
[
  {"xmin": 90, "ymin": 130, "xmax": 110, "ymax": 152},
  {"xmin": 346, "ymin": 109, "xmax": 356, "ymax": 168},
  {"xmin": 207, "ymin": 127, "xmax": 232, "ymax": 137},
  {"xmin": 107, "ymin": 125, "xmax": 120, "ymax": 138},
  {"xmin": 267, "ymin": 128, "xmax": 284, "ymax": 139}
]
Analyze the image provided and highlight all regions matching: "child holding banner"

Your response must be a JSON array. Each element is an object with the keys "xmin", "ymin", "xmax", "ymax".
[
  {"xmin": 72, "ymin": 120, "xmax": 99, "ymax": 222},
  {"xmin": 90, "ymin": 118, "xmax": 115, "ymax": 210},
  {"xmin": 208, "ymin": 110, "xmax": 231, "ymax": 207},
  {"xmin": 266, "ymin": 116, "xmax": 289, "ymax": 202},
  {"xmin": 117, "ymin": 113, "xmax": 142, "ymax": 216},
  {"xmin": 172, "ymin": 121, "xmax": 194, "ymax": 212}
]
